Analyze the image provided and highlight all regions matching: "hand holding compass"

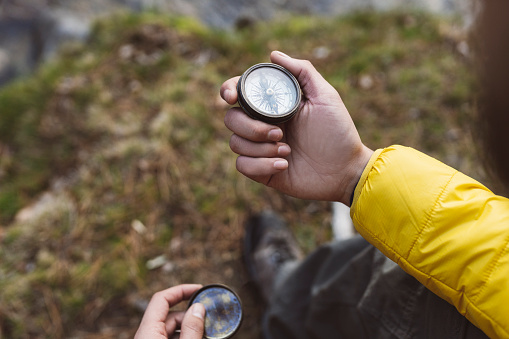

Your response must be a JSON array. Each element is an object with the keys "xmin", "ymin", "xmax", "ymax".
[{"xmin": 221, "ymin": 51, "xmax": 373, "ymax": 206}]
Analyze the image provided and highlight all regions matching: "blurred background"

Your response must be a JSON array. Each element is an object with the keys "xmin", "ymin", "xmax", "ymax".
[{"xmin": 0, "ymin": 0, "xmax": 482, "ymax": 338}]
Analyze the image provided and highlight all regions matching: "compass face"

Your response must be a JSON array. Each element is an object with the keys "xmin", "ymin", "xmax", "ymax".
[
  {"xmin": 189, "ymin": 285, "xmax": 243, "ymax": 339},
  {"xmin": 237, "ymin": 63, "xmax": 301, "ymax": 124},
  {"xmin": 244, "ymin": 67, "xmax": 298, "ymax": 116}
]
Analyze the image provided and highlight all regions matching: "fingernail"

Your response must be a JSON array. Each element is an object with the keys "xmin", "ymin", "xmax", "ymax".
[
  {"xmin": 224, "ymin": 89, "xmax": 232, "ymax": 102},
  {"xmin": 278, "ymin": 145, "xmax": 291, "ymax": 156},
  {"xmin": 191, "ymin": 303, "xmax": 205, "ymax": 320},
  {"xmin": 274, "ymin": 160, "xmax": 288, "ymax": 170},
  {"xmin": 268, "ymin": 129, "xmax": 283, "ymax": 141},
  {"xmin": 276, "ymin": 51, "xmax": 291, "ymax": 58}
]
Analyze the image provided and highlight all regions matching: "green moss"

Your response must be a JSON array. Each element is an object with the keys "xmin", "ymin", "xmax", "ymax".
[
  {"xmin": 2, "ymin": 227, "xmax": 22, "ymax": 246},
  {"xmin": 155, "ymin": 224, "xmax": 173, "ymax": 246},
  {"xmin": 0, "ymin": 188, "xmax": 21, "ymax": 223},
  {"xmin": 98, "ymin": 260, "xmax": 132, "ymax": 295},
  {"xmin": 61, "ymin": 289, "xmax": 87, "ymax": 318}
]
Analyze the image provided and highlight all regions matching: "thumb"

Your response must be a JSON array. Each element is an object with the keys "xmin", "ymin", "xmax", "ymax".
[
  {"xmin": 180, "ymin": 303, "xmax": 206, "ymax": 339},
  {"xmin": 270, "ymin": 50, "xmax": 339, "ymax": 103}
]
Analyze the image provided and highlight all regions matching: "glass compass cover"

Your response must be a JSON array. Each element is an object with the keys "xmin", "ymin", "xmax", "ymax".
[
  {"xmin": 188, "ymin": 284, "xmax": 243, "ymax": 339},
  {"xmin": 237, "ymin": 63, "xmax": 301, "ymax": 123},
  {"xmin": 243, "ymin": 66, "xmax": 299, "ymax": 116}
]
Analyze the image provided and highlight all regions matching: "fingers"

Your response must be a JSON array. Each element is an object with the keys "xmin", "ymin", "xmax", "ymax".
[
  {"xmin": 237, "ymin": 156, "xmax": 288, "ymax": 178},
  {"xmin": 180, "ymin": 303, "xmax": 206, "ymax": 339},
  {"xmin": 230, "ymin": 134, "xmax": 291, "ymax": 158},
  {"xmin": 142, "ymin": 284, "xmax": 202, "ymax": 325},
  {"xmin": 135, "ymin": 285, "xmax": 203, "ymax": 339},
  {"xmin": 220, "ymin": 76, "xmax": 241, "ymax": 105},
  {"xmin": 225, "ymin": 108, "xmax": 283, "ymax": 142},
  {"xmin": 270, "ymin": 50, "xmax": 338, "ymax": 100},
  {"xmin": 164, "ymin": 304, "xmax": 205, "ymax": 339},
  {"xmin": 165, "ymin": 311, "xmax": 186, "ymax": 334},
  {"xmin": 225, "ymin": 108, "xmax": 290, "ymax": 179}
]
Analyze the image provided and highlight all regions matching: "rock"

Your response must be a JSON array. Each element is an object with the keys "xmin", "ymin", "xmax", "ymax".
[
  {"xmin": 131, "ymin": 219, "xmax": 147, "ymax": 234},
  {"xmin": 313, "ymin": 46, "xmax": 330, "ymax": 60},
  {"xmin": 40, "ymin": 10, "xmax": 91, "ymax": 60},
  {"xmin": 162, "ymin": 261, "xmax": 176, "ymax": 273},
  {"xmin": 0, "ymin": 49, "xmax": 10, "ymax": 71},
  {"xmin": 146, "ymin": 254, "xmax": 168, "ymax": 270},
  {"xmin": 0, "ymin": 48, "xmax": 15, "ymax": 85},
  {"xmin": 0, "ymin": 18, "xmax": 39, "ymax": 86},
  {"xmin": 15, "ymin": 191, "xmax": 75, "ymax": 223},
  {"xmin": 457, "ymin": 40, "xmax": 470, "ymax": 57},
  {"xmin": 359, "ymin": 74, "xmax": 374, "ymax": 90}
]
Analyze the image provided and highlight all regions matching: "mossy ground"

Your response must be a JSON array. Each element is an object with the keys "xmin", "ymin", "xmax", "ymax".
[{"xmin": 0, "ymin": 11, "xmax": 479, "ymax": 338}]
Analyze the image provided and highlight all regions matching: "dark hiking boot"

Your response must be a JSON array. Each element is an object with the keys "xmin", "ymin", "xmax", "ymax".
[{"xmin": 243, "ymin": 211, "xmax": 303, "ymax": 303}]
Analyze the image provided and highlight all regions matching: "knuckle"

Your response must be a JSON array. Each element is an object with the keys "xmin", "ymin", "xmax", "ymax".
[
  {"xmin": 272, "ymin": 143, "xmax": 282, "ymax": 156},
  {"xmin": 229, "ymin": 135, "xmax": 241, "ymax": 153},
  {"xmin": 249, "ymin": 124, "xmax": 266, "ymax": 139},
  {"xmin": 224, "ymin": 110, "xmax": 235, "ymax": 128},
  {"xmin": 152, "ymin": 291, "xmax": 163, "ymax": 299},
  {"xmin": 220, "ymin": 82, "xmax": 229, "ymax": 93},
  {"xmin": 298, "ymin": 59, "xmax": 313, "ymax": 70},
  {"xmin": 149, "ymin": 291, "xmax": 163, "ymax": 304},
  {"xmin": 236, "ymin": 157, "xmax": 247, "ymax": 174}
]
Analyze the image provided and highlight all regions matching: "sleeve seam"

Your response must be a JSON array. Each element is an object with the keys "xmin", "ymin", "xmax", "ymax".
[
  {"xmin": 473, "ymin": 233, "xmax": 509, "ymax": 303},
  {"xmin": 406, "ymin": 170, "xmax": 458, "ymax": 260}
]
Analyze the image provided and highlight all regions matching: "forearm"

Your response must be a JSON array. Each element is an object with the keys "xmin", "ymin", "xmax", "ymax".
[{"xmin": 351, "ymin": 145, "xmax": 509, "ymax": 339}]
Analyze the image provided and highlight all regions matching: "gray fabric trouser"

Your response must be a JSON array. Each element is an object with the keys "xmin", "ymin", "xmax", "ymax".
[{"xmin": 263, "ymin": 236, "xmax": 488, "ymax": 339}]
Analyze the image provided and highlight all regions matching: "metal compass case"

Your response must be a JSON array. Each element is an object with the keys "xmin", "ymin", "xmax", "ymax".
[{"xmin": 237, "ymin": 63, "xmax": 302, "ymax": 124}]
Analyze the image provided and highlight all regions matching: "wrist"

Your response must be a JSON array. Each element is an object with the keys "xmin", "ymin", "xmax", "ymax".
[{"xmin": 339, "ymin": 145, "xmax": 373, "ymax": 206}]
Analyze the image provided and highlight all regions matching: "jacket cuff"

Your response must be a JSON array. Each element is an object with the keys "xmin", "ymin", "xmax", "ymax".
[{"xmin": 350, "ymin": 148, "xmax": 383, "ymax": 213}]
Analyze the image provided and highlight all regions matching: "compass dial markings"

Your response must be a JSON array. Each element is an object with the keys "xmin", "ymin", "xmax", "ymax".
[
  {"xmin": 244, "ymin": 67, "xmax": 298, "ymax": 116},
  {"xmin": 238, "ymin": 63, "xmax": 301, "ymax": 123}
]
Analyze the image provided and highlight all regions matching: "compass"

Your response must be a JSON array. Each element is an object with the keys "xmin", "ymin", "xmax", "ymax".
[
  {"xmin": 237, "ymin": 63, "xmax": 302, "ymax": 124},
  {"xmin": 188, "ymin": 284, "xmax": 243, "ymax": 339}
]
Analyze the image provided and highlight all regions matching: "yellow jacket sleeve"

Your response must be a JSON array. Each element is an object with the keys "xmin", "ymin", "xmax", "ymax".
[{"xmin": 351, "ymin": 145, "xmax": 509, "ymax": 339}]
